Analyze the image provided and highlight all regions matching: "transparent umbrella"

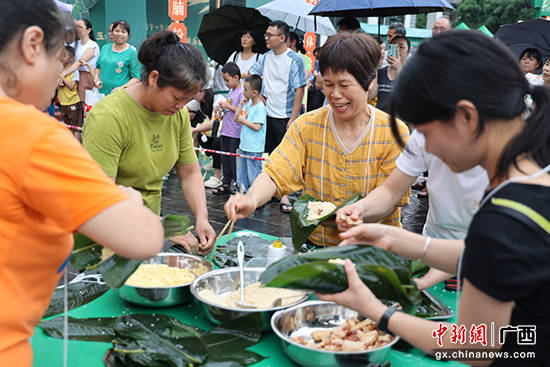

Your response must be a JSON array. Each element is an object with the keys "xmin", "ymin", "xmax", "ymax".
[{"xmin": 258, "ymin": 0, "xmax": 336, "ymax": 36}]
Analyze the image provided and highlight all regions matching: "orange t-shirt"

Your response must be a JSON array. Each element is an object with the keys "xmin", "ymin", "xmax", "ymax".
[{"xmin": 0, "ymin": 95, "xmax": 128, "ymax": 366}]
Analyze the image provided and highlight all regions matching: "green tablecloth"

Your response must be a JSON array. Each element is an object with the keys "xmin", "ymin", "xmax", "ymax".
[{"xmin": 32, "ymin": 231, "xmax": 464, "ymax": 367}]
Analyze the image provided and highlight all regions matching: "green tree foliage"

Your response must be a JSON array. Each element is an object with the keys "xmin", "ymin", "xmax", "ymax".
[
  {"xmin": 455, "ymin": 0, "xmax": 536, "ymax": 33},
  {"xmin": 416, "ymin": 13, "xmax": 427, "ymax": 28}
]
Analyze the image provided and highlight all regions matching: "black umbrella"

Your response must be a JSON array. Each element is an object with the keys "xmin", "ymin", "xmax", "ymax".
[
  {"xmin": 495, "ymin": 18, "xmax": 550, "ymax": 73},
  {"xmin": 198, "ymin": 5, "xmax": 270, "ymax": 65}
]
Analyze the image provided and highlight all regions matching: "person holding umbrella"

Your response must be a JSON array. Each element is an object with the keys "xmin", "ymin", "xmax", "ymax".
[
  {"xmin": 227, "ymin": 30, "xmax": 260, "ymax": 79},
  {"xmin": 520, "ymin": 48, "xmax": 543, "ymax": 86}
]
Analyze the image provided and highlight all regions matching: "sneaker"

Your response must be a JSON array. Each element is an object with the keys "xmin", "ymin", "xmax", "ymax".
[{"xmin": 204, "ymin": 176, "xmax": 222, "ymax": 188}]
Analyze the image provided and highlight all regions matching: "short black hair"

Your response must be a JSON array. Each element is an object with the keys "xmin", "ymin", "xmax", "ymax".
[
  {"xmin": 337, "ymin": 17, "xmax": 360, "ymax": 31},
  {"xmin": 388, "ymin": 22, "xmax": 406, "ymax": 37},
  {"xmin": 111, "ymin": 20, "xmax": 131, "ymax": 37},
  {"xmin": 244, "ymin": 74, "xmax": 262, "ymax": 92},
  {"xmin": 268, "ymin": 20, "xmax": 289, "ymax": 42},
  {"xmin": 319, "ymin": 32, "xmax": 380, "ymax": 92},
  {"xmin": 222, "ymin": 61, "xmax": 241, "ymax": 78},
  {"xmin": 520, "ymin": 48, "xmax": 542, "ymax": 67},
  {"xmin": 390, "ymin": 35, "xmax": 410, "ymax": 51}
]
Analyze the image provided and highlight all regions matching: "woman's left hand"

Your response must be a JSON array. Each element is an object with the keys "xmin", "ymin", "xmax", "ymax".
[
  {"xmin": 317, "ymin": 259, "xmax": 385, "ymax": 320},
  {"xmin": 195, "ymin": 217, "xmax": 216, "ymax": 254}
]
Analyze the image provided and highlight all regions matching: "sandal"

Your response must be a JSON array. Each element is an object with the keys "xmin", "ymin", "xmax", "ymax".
[
  {"xmin": 279, "ymin": 202, "xmax": 293, "ymax": 213},
  {"xmin": 213, "ymin": 185, "xmax": 230, "ymax": 195}
]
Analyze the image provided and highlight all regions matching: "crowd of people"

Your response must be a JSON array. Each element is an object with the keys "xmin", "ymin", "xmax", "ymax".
[{"xmin": 1, "ymin": 0, "xmax": 549, "ymax": 366}]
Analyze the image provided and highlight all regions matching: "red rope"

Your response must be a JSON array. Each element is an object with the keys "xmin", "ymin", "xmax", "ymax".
[
  {"xmin": 64, "ymin": 125, "xmax": 266, "ymax": 162},
  {"xmin": 194, "ymin": 147, "xmax": 266, "ymax": 161}
]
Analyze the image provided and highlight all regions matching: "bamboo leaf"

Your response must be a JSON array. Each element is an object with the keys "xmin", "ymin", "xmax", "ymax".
[
  {"xmin": 290, "ymin": 194, "xmax": 362, "ymax": 250},
  {"xmin": 203, "ymin": 349, "xmax": 265, "ymax": 367},
  {"xmin": 261, "ymin": 245, "xmax": 411, "ymax": 285},
  {"xmin": 43, "ymin": 272, "xmax": 109, "ymax": 317},
  {"xmin": 201, "ymin": 314, "xmax": 265, "ymax": 367},
  {"xmin": 261, "ymin": 245, "xmax": 422, "ymax": 313},
  {"xmin": 71, "ymin": 233, "xmax": 102, "ymax": 269},
  {"xmin": 98, "ymin": 255, "xmax": 141, "ymax": 289},
  {"xmin": 201, "ymin": 313, "xmax": 263, "ymax": 353},
  {"xmin": 113, "ymin": 314, "xmax": 209, "ymax": 367},
  {"xmin": 162, "ymin": 214, "xmax": 191, "ymax": 238},
  {"xmin": 40, "ymin": 316, "xmax": 117, "ymax": 342}
]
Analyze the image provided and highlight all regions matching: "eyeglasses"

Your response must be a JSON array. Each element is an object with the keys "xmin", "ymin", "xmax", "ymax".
[{"xmin": 264, "ymin": 33, "xmax": 282, "ymax": 39}]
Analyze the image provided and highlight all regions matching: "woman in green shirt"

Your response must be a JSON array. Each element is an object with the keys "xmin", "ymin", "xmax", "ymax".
[
  {"xmin": 94, "ymin": 20, "xmax": 140, "ymax": 95},
  {"xmin": 83, "ymin": 30, "xmax": 216, "ymax": 254}
]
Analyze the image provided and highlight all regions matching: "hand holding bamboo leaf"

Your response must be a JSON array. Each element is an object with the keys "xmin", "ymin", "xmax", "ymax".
[{"xmin": 316, "ymin": 259, "xmax": 388, "ymax": 324}]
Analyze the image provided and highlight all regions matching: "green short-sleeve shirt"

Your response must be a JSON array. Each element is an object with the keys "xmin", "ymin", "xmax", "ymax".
[
  {"xmin": 82, "ymin": 90, "xmax": 197, "ymax": 214},
  {"xmin": 96, "ymin": 44, "xmax": 140, "ymax": 95}
]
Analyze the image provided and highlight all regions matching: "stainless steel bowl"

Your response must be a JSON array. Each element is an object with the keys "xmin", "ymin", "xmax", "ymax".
[
  {"xmin": 116, "ymin": 253, "xmax": 214, "ymax": 307},
  {"xmin": 190, "ymin": 267, "xmax": 310, "ymax": 331},
  {"xmin": 271, "ymin": 300, "xmax": 400, "ymax": 367}
]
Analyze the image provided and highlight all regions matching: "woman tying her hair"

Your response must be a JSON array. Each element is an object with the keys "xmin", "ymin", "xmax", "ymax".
[
  {"xmin": 319, "ymin": 30, "xmax": 550, "ymax": 366},
  {"xmin": 83, "ymin": 31, "xmax": 216, "ymax": 255},
  {"xmin": 224, "ymin": 32, "xmax": 410, "ymax": 247},
  {"xmin": 0, "ymin": 1, "xmax": 163, "ymax": 365}
]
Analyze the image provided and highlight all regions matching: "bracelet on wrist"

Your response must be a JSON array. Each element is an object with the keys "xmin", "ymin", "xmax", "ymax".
[{"xmin": 416, "ymin": 236, "xmax": 431, "ymax": 262}]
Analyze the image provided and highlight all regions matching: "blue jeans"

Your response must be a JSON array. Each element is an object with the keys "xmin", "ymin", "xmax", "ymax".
[{"xmin": 236, "ymin": 149, "xmax": 262, "ymax": 193}]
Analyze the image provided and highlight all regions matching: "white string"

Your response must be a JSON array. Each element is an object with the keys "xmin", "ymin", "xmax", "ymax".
[
  {"xmin": 55, "ymin": 273, "xmax": 105, "ymax": 289},
  {"xmin": 63, "ymin": 269, "xmax": 68, "ymax": 367},
  {"xmin": 319, "ymin": 109, "xmax": 329, "ymax": 247},
  {"xmin": 456, "ymin": 162, "xmax": 550, "ymax": 320},
  {"xmin": 361, "ymin": 105, "xmax": 376, "ymax": 196},
  {"xmin": 319, "ymin": 106, "xmax": 375, "ymax": 246}
]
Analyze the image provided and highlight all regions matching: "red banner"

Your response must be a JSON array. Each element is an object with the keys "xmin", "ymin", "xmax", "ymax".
[
  {"xmin": 169, "ymin": 0, "xmax": 187, "ymax": 21},
  {"xmin": 306, "ymin": 0, "xmax": 319, "ymax": 5},
  {"xmin": 169, "ymin": 22, "xmax": 187, "ymax": 43},
  {"xmin": 304, "ymin": 32, "xmax": 317, "ymax": 53}
]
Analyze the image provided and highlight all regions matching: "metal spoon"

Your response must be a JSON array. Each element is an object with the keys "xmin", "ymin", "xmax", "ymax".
[
  {"xmin": 236, "ymin": 241, "xmax": 256, "ymax": 309},
  {"xmin": 271, "ymin": 293, "xmax": 310, "ymax": 307}
]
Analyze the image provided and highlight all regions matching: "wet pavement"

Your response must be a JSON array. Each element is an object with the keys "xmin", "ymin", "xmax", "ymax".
[{"xmin": 160, "ymin": 171, "xmax": 429, "ymax": 238}]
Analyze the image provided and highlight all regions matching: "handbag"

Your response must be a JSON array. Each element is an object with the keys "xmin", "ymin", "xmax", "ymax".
[{"xmin": 84, "ymin": 88, "xmax": 104, "ymax": 118}]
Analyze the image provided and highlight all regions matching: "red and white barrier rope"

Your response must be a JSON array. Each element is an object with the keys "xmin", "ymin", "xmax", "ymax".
[
  {"xmin": 194, "ymin": 147, "xmax": 266, "ymax": 161},
  {"xmin": 64, "ymin": 125, "xmax": 266, "ymax": 162}
]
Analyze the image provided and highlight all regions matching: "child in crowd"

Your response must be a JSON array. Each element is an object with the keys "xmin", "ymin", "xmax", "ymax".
[
  {"xmin": 234, "ymin": 74, "xmax": 266, "ymax": 193},
  {"xmin": 58, "ymin": 45, "xmax": 83, "ymax": 139},
  {"xmin": 189, "ymin": 88, "xmax": 226, "ymax": 188},
  {"xmin": 213, "ymin": 62, "xmax": 244, "ymax": 195}
]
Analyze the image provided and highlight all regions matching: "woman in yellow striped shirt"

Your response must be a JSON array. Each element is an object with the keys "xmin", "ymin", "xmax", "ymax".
[{"xmin": 225, "ymin": 32, "xmax": 410, "ymax": 247}]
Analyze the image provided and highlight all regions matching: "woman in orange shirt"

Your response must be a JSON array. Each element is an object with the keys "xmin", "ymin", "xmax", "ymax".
[{"xmin": 0, "ymin": 1, "xmax": 164, "ymax": 365}]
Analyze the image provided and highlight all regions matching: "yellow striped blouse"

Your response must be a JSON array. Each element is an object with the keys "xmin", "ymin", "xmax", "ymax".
[{"xmin": 264, "ymin": 105, "xmax": 410, "ymax": 247}]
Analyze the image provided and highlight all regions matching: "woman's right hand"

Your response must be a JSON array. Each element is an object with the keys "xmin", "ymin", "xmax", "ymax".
[
  {"xmin": 335, "ymin": 201, "xmax": 365, "ymax": 231},
  {"xmin": 224, "ymin": 193, "xmax": 256, "ymax": 222},
  {"xmin": 338, "ymin": 223, "xmax": 393, "ymax": 251}
]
